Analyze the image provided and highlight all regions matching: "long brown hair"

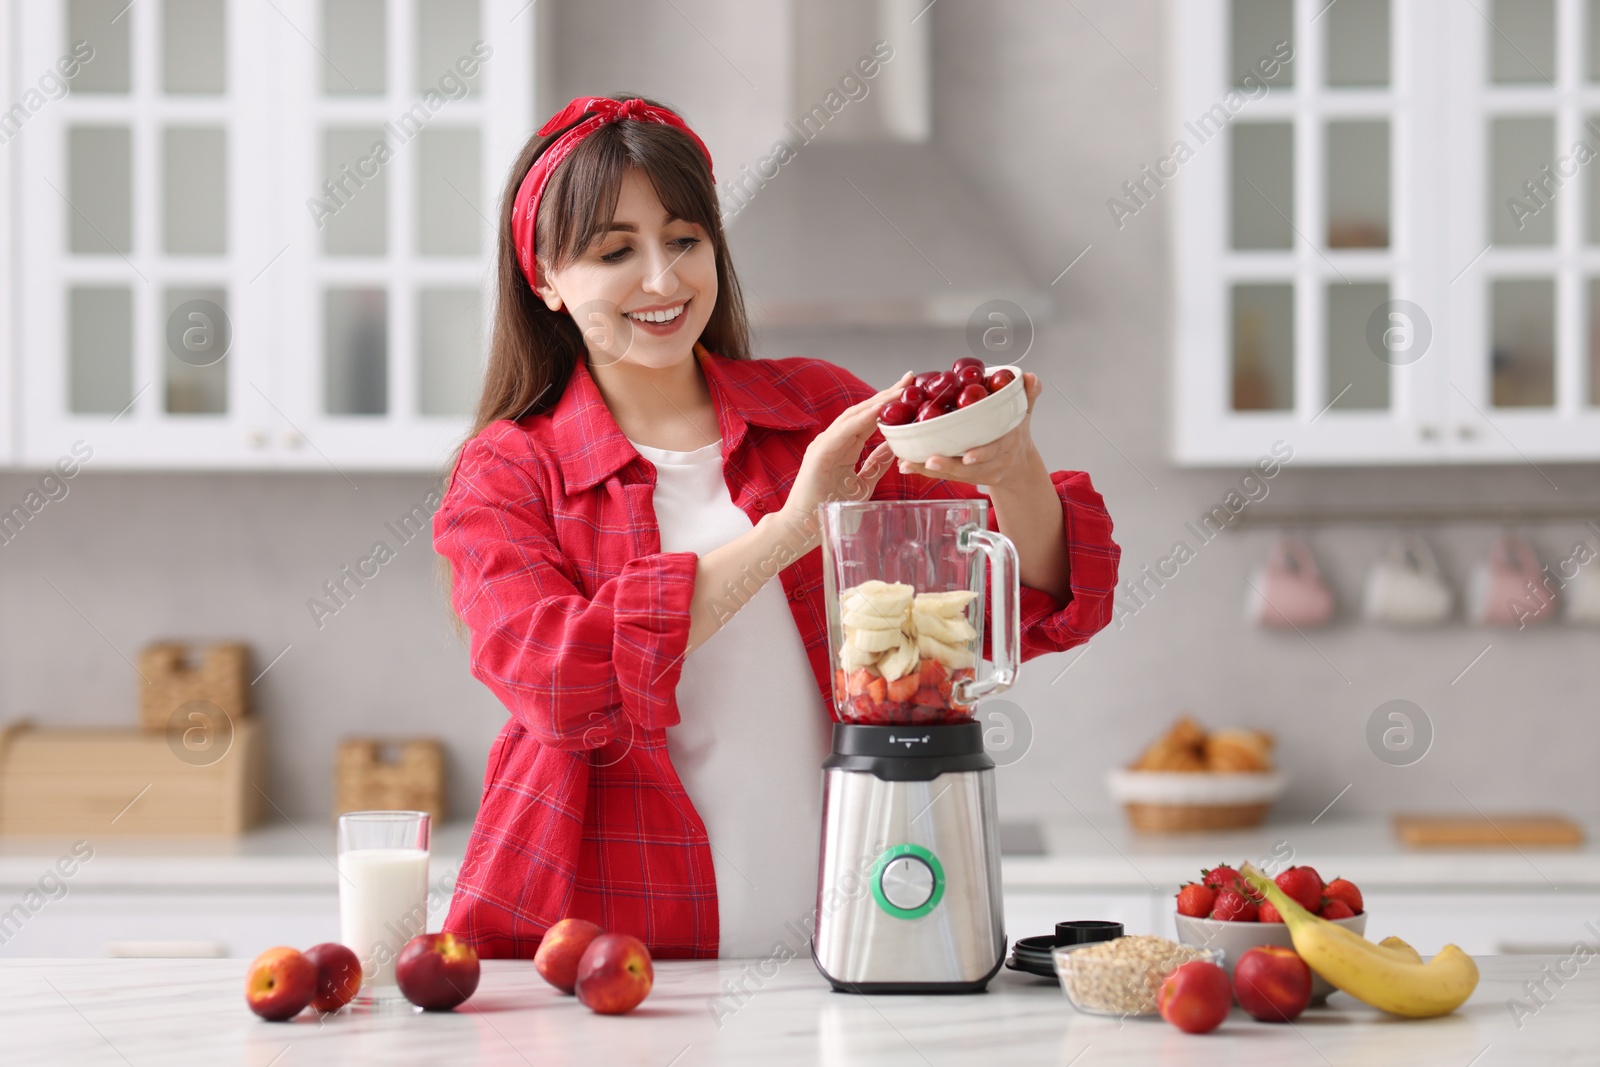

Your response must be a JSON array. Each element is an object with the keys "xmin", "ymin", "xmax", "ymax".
[{"xmin": 435, "ymin": 95, "xmax": 752, "ymax": 634}]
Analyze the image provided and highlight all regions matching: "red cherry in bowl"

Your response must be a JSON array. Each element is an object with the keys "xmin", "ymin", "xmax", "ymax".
[
  {"xmin": 915, "ymin": 400, "xmax": 952, "ymax": 422},
  {"xmin": 913, "ymin": 370, "xmax": 942, "ymax": 390},
  {"xmin": 951, "ymin": 356, "xmax": 984, "ymax": 375},
  {"xmin": 955, "ymin": 384, "xmax": 989, "ymax": 408},
  {"xmin": 879, "ymin": 400, "xmax": 918, "ymax": 426},
  {"xmin": 901, "ymin": 385, "xmax": 928, "ymax": 408},
  {"xmin": 985, "ymin": 368, "xmax": 1016, "ymax": 392},
  {"xmin": 924, "ymin": 373, "xmax": 961, "ymax": 406},
  {"xmin": 955, "ymin": 365, "xmax": 985, "ymax": 388}
]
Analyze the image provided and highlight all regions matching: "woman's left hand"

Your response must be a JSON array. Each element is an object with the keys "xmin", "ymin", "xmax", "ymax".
[{"xmin": 896, "ymin": 372, "xmax": 1046, "ymax": 487}]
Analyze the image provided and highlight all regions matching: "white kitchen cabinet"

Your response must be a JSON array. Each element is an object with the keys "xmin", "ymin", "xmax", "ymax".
[
  {"xmin": 11, "ymin": 0, "xmax": 535, "ymax": 471},
  {"xmin": 0, "ymin": 891, "xmax": 340, "ymax": 959},
  {"xmin": 1361, "ymin": 890, "xmax": 1600, "ymax": 957},
  {"xmin": 1173, "ymin": 0, "xmax": 1600, "ymax": 465}
]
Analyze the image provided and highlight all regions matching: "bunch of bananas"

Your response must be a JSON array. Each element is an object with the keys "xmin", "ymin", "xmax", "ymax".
[{"xmin": 1239, "ymin": 863, "xmax": 1478, "ymax": 1017}]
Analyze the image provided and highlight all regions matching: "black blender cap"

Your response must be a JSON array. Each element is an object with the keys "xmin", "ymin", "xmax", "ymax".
[{"xmin": 1055, "ymin": 920, "xmax": 1124, "ymax": 946}]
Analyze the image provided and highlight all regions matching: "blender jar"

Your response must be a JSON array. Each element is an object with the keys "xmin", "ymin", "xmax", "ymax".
[{"xmin": 818, "ymin": 500, "xmax": 1020, "ymax": 725}]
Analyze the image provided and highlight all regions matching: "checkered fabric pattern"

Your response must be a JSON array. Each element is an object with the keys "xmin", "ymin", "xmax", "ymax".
[{"xmin": 434, "ymin": 347, "xmax": 1121, "ymax": 959}]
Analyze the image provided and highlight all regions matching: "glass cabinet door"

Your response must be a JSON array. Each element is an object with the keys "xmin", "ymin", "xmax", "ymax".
[
  {"xmin": 19, "ymin": 0, "xmax": 277, "ymax": 466},
  {"xmin": 273, "ymin": 0, "xmax": 532, "ymax": 470}
]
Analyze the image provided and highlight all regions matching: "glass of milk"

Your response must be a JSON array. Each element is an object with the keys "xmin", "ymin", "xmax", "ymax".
[{"xmin": 336, "ymin": 810, "xmax": 431, "ymax": 1004}]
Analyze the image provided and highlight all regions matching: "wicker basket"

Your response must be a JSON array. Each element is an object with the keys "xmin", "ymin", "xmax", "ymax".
[
  {"xmin": 1123, "ymin": 801, "xmax": 1273, "ymax": 834},
  {"xmin": 137, "ymin": 641, "xmax": 251, "ymax": 731},
  {"xmin": 334, "ymin": 738, "xmax": 445, "ymax": 823},
  {"xmin": 1106, "ymin": 770, "xmax": 1286, "ymax": 835}
]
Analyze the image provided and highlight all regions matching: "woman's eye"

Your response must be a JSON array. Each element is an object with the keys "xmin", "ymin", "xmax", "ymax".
[
  {"xmin": 599, "ymin": 246, "xmax": 630, "ymax": 263},
  {"xmin": 672, "ymin": 236, "xmax": 701, "ymax": 250}
]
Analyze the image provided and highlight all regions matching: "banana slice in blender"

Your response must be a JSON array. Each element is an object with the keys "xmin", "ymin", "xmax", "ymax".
[
  {"xmin": 848, "ymin": 626, "xmax": 906, "ymax": 653},
  {"xmin": 912, "ymin": 589, "xmax": 978, "ymax": 613},
  {"xmin": 910, "ymin": 609, "xmax": 977, "ymax": 644},
  {"xmin": 877, "ymin": 639, "xmax": 919, "ymax": 682},
  {"xmin": 915, "ymin": 633, "xmax": 975, "ymax": 670},
  {"xmin": 839, "ymin": 642, "xmax": 878, "ymax": 670}
]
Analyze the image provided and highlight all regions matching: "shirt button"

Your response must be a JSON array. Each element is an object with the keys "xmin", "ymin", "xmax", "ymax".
[{"xmin": 752, "ymin": 498, "xmax": 767, "ymax": 513}]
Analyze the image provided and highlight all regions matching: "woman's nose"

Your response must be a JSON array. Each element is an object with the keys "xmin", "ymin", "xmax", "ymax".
[{"xmin": 640, "ymin": 244, "xmax": 681, "ymax": 296}]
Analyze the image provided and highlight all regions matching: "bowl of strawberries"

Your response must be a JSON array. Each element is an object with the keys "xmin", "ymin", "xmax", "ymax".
[
  {"xmin": 1172, "ymin": 863, "xmax": 1367, "ymax": 1005},
  {"xmin": 876, "ymin": 358, "xmax": 1026, "ymax": 464}
]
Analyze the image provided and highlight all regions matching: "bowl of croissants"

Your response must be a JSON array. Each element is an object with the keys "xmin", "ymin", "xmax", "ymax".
[{"xmin": 1105, "ymin": 716, "xmax": 1286, "ymax": 834}]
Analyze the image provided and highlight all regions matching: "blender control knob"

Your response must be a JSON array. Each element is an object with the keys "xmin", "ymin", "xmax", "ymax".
[{"xmin": 880, "ymin": 856, "xmax": 936, "ymax": 911}]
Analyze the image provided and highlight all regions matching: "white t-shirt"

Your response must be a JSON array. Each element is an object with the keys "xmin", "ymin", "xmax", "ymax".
[{"xmin": 630, "ymin": 438, "xmax": 831, "ymax": 959}]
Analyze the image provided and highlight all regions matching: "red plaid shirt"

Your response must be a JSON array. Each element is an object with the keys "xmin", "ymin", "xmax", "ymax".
[{"xmin": 435, "ymin": 347, "xmax": 1120, "ymax": 959}]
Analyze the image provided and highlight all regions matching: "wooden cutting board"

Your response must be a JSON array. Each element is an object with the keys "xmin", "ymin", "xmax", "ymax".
[{"xmin": 1393, "ymin": 813, "xmax": 1586, "ymax": 849}]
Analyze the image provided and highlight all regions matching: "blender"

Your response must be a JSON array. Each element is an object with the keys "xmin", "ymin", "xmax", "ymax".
[{"xmin": 810, "ymin": 499, "xmax": 1019, "ymax": 993}]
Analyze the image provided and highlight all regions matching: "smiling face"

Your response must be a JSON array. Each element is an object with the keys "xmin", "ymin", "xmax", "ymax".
[{"xmin": 533, "ymin": 168, "xmax": 718, "ymax": 372}]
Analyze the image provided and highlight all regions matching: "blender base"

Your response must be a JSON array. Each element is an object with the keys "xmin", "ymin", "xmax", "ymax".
[{"xmin": 809, "ymin": 936, "xmax": 1009, "ymax": 995}]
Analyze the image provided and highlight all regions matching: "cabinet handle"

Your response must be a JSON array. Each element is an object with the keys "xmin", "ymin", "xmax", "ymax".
[
  {"xmin": 247, "ymin": 428, "xmax": 269, "ymax": 449},
  {"xmin": 284, "ymin": 430, "xmax": 305, "ymax": 449},
  {"xmin": 1457, "ymin": 424, "xmax": 1477, "ymax": 440}
]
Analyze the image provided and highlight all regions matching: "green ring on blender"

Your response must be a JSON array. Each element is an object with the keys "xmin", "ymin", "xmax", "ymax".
[{"xmin": 870, "ymin": 843, "xmax": 945, "ymax": 919}]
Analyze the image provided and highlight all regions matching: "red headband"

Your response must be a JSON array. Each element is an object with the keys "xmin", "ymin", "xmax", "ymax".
[{"xmin": 510, "ymin": 96, "xmax": 716, "ymax": 291}]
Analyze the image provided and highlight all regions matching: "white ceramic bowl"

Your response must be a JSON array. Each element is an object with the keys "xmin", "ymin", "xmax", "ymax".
[
  {"xmin": 1173, "ymin": 911, "xmax": 1368, "ymax": 1004},
  {"xmin": 877, "ymin": 365, "xmax": 1026, "ymax": 464}
]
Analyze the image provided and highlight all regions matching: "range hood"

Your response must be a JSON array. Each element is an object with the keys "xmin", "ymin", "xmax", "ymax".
[{"xmin": 720, "ymin": 1, "xmax": 1051, "ymax": 329}]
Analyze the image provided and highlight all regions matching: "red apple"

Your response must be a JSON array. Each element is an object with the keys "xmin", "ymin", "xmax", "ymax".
[
  {"xmin": 535, "ymin": 917, "xmax": 605, "ymax": 994},
  {"xmin": 304, "ymin": 942, "xmax": 363, "ymax": 1014},
  {"xmin": 1233, "ymin": 945, "xmax": 1313, "ymax": 1023},
  {"xmin": 1158, "ymin": 960, "xmax": 1232, "ymax": 1034},
  {"xmin": 395, "ymin": 931, "xmax": 481, "ymax": 1011},
  {"xmin": 245, "ymin": 946, "xmax": 316, "ymax": 1021},
  {"xmin": 575, "ymin": 933, "xmax": 654, "ymax": 1015}
]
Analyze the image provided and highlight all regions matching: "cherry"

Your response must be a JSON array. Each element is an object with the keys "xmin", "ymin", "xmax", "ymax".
[
  {"xmin": 951, "ymin": 356, "xmax": 984, "ymax": 375},
  {"xmin": 901, "ymin": 385, "xmax": 928, "ymax": 408},
  {"xmin": 985, "ymin": 368, "xmax": 1016, "ymax": 392},
  {"xmin": 915, "ymin": 400, "xmax": 952, "ymax": 422},
  {"xmin": 956, "ymin": 384, "xmax": 989, "ymax": 408},
  {"xmin": 955, "ymin": 365, "xmax": 985, "ymax": 388},
  {"xmin": 924, "ymin": 373, "xmax": 961, "ymax": 406},
  {"xmin": 879, "ymin": 400, "xmax": 917, "ymax": 426}
]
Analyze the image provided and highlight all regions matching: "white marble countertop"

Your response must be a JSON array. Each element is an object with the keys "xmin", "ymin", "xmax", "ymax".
[
  {"xmin": 5, "ymin": 816, "xmax": 1594, "ymax": 893},
  {"xmin": 0, "ymin": 954, "xmax": 1585, "ymax": 1065}
]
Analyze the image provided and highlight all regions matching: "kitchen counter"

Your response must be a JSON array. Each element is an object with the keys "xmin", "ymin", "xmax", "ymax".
[
  {"xmin": 4, "ymin": 815, "xmax": 1595, "ymax": 891},
  {"xmin": 0, "ymin": 954, "xmax": 1586, "ymax": 1065}
]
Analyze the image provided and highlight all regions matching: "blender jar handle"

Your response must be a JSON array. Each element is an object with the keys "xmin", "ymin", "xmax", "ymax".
[{"xmin": 956, "ymin": 525, "xmax": 1021, "ymax": 704}]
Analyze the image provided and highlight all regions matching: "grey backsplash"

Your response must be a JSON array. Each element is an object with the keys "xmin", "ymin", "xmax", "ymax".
[{"xmin": 2, "ymin": 0, "xmax": 1597, "ymax": 826}]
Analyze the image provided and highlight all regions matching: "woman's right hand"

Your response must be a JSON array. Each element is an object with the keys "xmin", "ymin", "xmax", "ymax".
[{"xmin": 776, "ymin": 372, "xmax": 912, "ymax": 553}]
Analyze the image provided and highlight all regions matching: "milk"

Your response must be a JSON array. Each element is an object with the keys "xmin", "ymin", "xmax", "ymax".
[{"xmin": 338, "ymin": 847, "xmax": 430, "ymax": 995}]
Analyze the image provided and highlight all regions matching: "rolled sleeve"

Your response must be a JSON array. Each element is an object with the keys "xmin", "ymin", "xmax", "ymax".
[{"xmin": 1012, "ymin": 469, "xmax": 1121, "ymax": 659}]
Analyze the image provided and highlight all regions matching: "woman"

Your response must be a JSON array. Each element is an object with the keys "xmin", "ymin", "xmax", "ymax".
[{"xmin": 434, "ymin": 95, "xmax": 1120, "ymax": 959}]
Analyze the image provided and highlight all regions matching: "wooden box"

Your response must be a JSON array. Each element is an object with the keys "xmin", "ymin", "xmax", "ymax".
[
  {"xmin": 334, "ymin": 739, "xmax": 445, "ymax": 823},
  {"xmin": 0, "ymin": 716, "xmax": 264, "ymax": 836},
  {"xmin": 137, "ymin": 641, "xmax": 252, "ymax": 731}
]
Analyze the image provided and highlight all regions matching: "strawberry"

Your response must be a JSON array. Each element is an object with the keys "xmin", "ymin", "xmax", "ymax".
[
  {"xmin": 1176, "ymin": 882, "xmax": 1217, "ymax": 918},
  {"xmin": 1210, "ymin": 888, "xmax": 1258, "ymax": 922},
  {"xmin": 885, "ymin": 674, "xmax": 920, "ymax": 703},
  {"xmin": 1201, "ymin": 864, "xmax": 1242, "ymax": 892},
  {"xmin": 1258, "ymin": 900, "xmax": 1283, "ymax": 923},
  {"xmin": 1319, "ymin": 898, "xmax": 1356, "ymax": 921},
  {"xmin": 865, "ymin": 675, "xmax": 887, "ymax": 706},
  {"xmin": 846, "ymin": 668, "xmax": 875, "ymax": 699},
  {"xmin": 1323, "ymin": 877, "xmax": 1363, "ymax": 915},
  {"xmin": 918, "ymin": 660, "xmax": 949, "ymax": 687},
  {"xmin": 1274, "ymin": 866, "xmax": 1324, "ymax": 912}
]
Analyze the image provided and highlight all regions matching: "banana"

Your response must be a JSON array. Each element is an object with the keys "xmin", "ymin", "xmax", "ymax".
[
  {"xmin": 912, "ymin": 590, "xmax": 977, "ymax": 612},
  {"xmin": 916, "ymin": 632, "xmax": 975, "ymax": 669},
  {"xmin": 1240, "ymin": 864, "xmax": 1478, "ymax": 1018},
  {"xmin": 910, "ymin": 609, "xmax": 977, "ymax": 644},
  {"xmin": 847, "ymin": 626, "xmax": 906, "ymax": 653},
  {"xmin": 877, "ymin": 639, "xmax": 919, "ymax": 681}
]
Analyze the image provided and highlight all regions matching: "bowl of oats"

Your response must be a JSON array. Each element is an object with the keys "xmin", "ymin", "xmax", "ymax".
[{"xmin": 1051, "ymin": 935, "xmax": 1225, "ymax": 1017}]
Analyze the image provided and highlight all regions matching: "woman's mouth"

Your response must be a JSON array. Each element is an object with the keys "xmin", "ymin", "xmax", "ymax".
[{"xmin": 624, "ymin": 301, "xmax": 689, "ymax": 335}]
